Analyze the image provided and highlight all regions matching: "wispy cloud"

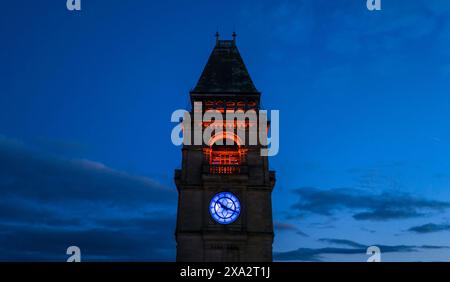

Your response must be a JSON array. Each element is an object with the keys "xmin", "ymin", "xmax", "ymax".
[
  {"xmin": 318, "ymin": 238, "xmax": 365, "ymax": 249},
  {"xmin": 290, "ymin": 187, "xmax": 450, "ymax": 221},
  {"xmin": 274, "ymin": 221, "xmax": 308, "ymax": 237},
  {"xmin": 0, "ymin": 136, "xmax": 177, "ymax": 261},
  {"xmin": 275, "ymin": 238, "xmax": 449, "ymax": 261},
  {"xmin": 408, "ymin": 223, "xmax": 450, "ymax": 234}
]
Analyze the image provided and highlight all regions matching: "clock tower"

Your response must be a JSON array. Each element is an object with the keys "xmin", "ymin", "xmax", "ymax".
[{"xmin": 174, "ymin": 34, "xmax": 276, "ymax": 262}]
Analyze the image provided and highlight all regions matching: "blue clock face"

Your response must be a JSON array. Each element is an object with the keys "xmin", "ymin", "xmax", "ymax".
[{"xmin": 209, "ymin": 192, "xmax": 241, "ymax": 224}]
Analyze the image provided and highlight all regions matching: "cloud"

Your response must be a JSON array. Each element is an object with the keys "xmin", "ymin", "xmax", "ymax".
[
  {"xmin": 274, "ymin": 221, "xmax": 308, "ymax": 237},
  {"xmin": 274, "ymin": 238, "xmax": 449, "ymax": 261},
  {"xmin": 408, "ymin": 223, "xmax": 450, "ymax": 234},
  {"xmin": 318, "ymin": 238, "xmax": 365, "ymax": 249},
  {"xmin": 274, "ymin": 245, "xmax": 412, "ymax": 262},
  {"xmin": 291, "ymin": 187, "xmax": 450, "ymax": 221},
  {"xmin": 0, "ymin": 137, "xmax": 175, "ymax": 207},
  {"xmin": 353, "ymin": 209, "xmax": 424, "ymax": 221},
  {"xmin": 0, "ymin": 136, "xmax": 177, "ymax": 261},
  {"xmin": 317, "ymin": 238, "xmax": 447, "ymax": 252},
  {"xmin": 0, "ymin": 216, "xmax": 175, "ymax": 261}
]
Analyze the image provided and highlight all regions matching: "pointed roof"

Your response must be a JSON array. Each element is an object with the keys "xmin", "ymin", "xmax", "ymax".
[{"xmin": 192, "ymin": 38, "xmax": 259, "ymax": 94}]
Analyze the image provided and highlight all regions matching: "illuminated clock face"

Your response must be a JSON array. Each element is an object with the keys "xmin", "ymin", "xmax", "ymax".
[{"xmin": 209, "ymin": 192, "xmax": 241, "ymax": 224}]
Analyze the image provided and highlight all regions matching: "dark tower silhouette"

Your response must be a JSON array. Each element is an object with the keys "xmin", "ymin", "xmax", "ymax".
[{"xmin": 175, "ymin": 34, "xmax": 276, "ymax": 262}]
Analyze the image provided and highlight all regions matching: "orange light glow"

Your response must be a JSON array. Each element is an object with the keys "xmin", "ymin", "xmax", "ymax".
[
  {"xmin": 204, "ymin": 134, "xmax": 247, "ymax": 175},
  {"xmin": 208, "ymin": 132, "xmax": 243, "ymax": 146}
]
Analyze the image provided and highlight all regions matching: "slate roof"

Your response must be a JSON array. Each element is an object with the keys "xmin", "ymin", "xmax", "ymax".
[{"xmin": 192, "ymin": 39, "xmax": 259, "ymax": 94}]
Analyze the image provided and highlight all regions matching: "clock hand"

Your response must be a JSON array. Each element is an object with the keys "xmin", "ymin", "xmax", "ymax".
[{"xmin": 217, "ymin": 202, "xmax": 236, "ymax": 213}]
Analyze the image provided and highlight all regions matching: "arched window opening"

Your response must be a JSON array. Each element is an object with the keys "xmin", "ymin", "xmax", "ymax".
[{"xmin": 204, "ymin": 135, "xmax": 246, "ymax": 174}]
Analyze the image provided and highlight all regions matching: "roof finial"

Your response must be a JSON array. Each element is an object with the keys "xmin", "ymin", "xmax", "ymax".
[
  {"xmin": 215, "ymin": 31, "xmax": 220, "ymax": 45},
  {"xmin": 232, "ymin": 31, "xmax": 237, "ymax": 44}
]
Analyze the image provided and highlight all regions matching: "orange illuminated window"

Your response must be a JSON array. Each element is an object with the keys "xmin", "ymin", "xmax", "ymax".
[
  {"xmin": 204, "ymin": 136, "xmax": 247, "ymax": 174},
  {"xmin": 210, "ymin": 145, "xmax": 241, "ymax": 165}
]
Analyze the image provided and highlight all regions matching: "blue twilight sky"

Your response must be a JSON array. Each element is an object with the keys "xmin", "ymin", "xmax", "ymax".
[{"xmin": 1, "ymin": 0, "xmax": 450, "ymax": 261}]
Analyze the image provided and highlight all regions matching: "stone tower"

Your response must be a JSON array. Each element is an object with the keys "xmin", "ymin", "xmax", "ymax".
[{"xmin": 174, "ymin": 34, "xmax": 276, "ymax": 262}]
